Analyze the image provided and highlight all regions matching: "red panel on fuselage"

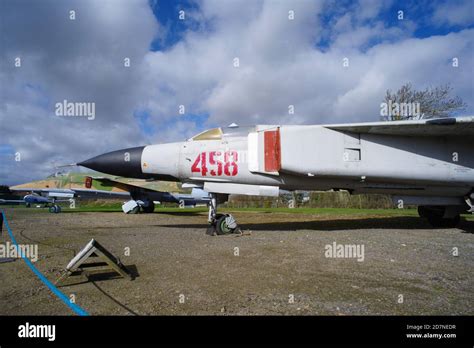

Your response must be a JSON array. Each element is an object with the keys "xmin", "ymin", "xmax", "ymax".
[
  {"xmin": 85, "ymin": 176, "xmax": 92, "ymax": 188},
  {"xmin": 264, "ymin": 129, "xmax": 281, "ymax": 172}
]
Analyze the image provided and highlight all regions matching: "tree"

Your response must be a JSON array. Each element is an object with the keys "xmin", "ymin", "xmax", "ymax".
[
  {"xmin": 0, "ymin": 185, "xmax": 11, "ymax": 193},
  {"xmin": 380, "ymin": 83, "xmax": 466, "ymax": 121}
]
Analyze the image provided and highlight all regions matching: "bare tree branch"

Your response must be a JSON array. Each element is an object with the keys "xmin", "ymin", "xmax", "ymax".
[{"xmin": 381, "ymin": 83, "xmax": 466, "ymax": 121}]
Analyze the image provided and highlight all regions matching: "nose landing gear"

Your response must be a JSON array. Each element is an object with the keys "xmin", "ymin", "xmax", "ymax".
[{"xmin": 207, "ymin": 193, "xmax": 241, "ymax": 235}]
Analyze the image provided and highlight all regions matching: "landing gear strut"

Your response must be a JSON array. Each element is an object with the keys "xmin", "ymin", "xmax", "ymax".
[{"xmin": 207, "ymin": 193, "xmax": 240, "ymax": 235}]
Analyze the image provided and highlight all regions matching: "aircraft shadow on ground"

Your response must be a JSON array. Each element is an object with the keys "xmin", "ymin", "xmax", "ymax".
[{"xmin": 157, "ymin": 216, "xmax": 474, "ymax": 233}]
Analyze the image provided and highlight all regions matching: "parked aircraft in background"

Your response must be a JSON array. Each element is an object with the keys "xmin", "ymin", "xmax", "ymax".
[
  {"xmin": 0, "ymin": 192, "xmax": 70, "ymax": 213},
  {"xmin": 78, "ymin": 117, "xmax": 474, "ymax": 234},
  {"xmin": 1, "ymin": 171, "xmax": 210, "ymax": 213}
]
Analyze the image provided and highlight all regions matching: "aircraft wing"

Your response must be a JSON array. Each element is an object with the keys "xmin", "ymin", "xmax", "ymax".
[
  {"xmin": 9, "ymin": 176, "xmax": 151, "ymax": 198},
  {"xmin": 7, "ymin": 176, "xmax": 209, "ymax": 205},
  {"xmin": 84, "ymin": 177, "xmax": 211, "ymax": 203},
  {"xmin": 88, "ymin": 176, "xmax": 204, "ymax": 196},
  {"xmin": 9, "ymin": 188, "xmax": 76, "ymax": 195},
  {"xmin": 86, "ymin": 176, "xmax": 158, "ymax": 193},
  {"xmin": 0, "ymin": 199, "xmax": 25, "ymax": 203},
  {"xmin": 324, "ymin": 116, "xmax": 474, "ymax": 136},
  {"xmin": 65, "ymin": 188, "xmax": 130, "ymax": 198},
  {"xmin": 9, "ymin": 187, "xmax": 130, "ymax": 199}
]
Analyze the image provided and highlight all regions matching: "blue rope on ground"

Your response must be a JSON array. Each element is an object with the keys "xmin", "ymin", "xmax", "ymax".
[{"xmin": 1, "ymin": 210, "xmax": 89, "ymax": 316}]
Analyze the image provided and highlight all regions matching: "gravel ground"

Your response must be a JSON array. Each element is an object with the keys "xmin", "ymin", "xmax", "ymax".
[{"xmin": 0, "ymin": 208, "xmax": 473, "ymax": 316}]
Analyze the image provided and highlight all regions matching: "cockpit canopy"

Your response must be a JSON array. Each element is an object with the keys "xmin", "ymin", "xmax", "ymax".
[
  {"xmin": 189, "ymin": 125, "xmax": 257, "ymax": 141},
  {"xmin": 190, "ymin": 128, "xmax": 223, "ymax": 141}
]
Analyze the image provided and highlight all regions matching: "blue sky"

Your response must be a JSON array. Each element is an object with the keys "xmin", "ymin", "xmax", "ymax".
[
  {"xmin": 149, "ymin": 0, "xmax": 201, "ymax": 51},
  {"xmin": 150, "ymin": 0, "xmax": 474, "ymax": 51},
  {"xmin": 0, "ymin": 0, "xmax": 473, "ymax": 184}
]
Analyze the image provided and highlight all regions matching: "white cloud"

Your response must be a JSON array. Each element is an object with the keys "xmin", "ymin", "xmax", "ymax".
[
  {"xmin": 433, "ymin": 0, "xmax": 474, "ymax": 27},
  {"xmin": 142, "ymin": 0, "xmax": 473, "ymax": 128},
  {"xmin": 0, "ymin": 0, "xmax": 158, "ymax": 184}
]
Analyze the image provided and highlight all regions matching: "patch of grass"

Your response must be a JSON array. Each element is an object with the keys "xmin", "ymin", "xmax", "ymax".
[
  {"xmin": 226, "ymin": 207, "xmax": 420, "ymax": 216},
  {"xmin": 63, "ymin": 203, "xmax": 123, "ymax": 212},
  {"xmin": 5, "ymin": 203, "xmax": 473, "ymax": 220},
  {"xmin": 64, "ymin": 205, "xmax": 419, "ymax": 216}
]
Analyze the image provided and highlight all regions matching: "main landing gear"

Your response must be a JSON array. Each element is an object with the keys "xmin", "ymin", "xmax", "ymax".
[
  {"xmin": 48, "ymin": 204, "xmax": 61, "ymax": 213},
  {"xmin": 122, "ymin": 200, "xmax": 155, "ymax": 214},
  {"xmin": 207, "ymin": 193, "xmax": 241, "ymax": 235}
]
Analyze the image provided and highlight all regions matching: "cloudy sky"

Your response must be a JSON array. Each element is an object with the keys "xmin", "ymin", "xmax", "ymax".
[{"xmin": 0, "ymin": 0, "xmax": 473, "ymax": 185}]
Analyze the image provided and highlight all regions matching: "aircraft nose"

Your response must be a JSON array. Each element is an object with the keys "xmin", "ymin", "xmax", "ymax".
[{"xmin": 78, "ymin": 146, "xmax": 146, "ymax": 178}]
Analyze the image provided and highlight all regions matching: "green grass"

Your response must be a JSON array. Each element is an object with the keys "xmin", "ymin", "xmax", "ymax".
[
  {"xmin": 64, "ymin": 205, "xmax": 419, "ymax": 216},
  {"xmin": 225, "ymin": 207, "xmax": 420, "ymax": 215},
  {"xmin": 65, "ymin": 203, "xmax": 124, "ymax": 212},
  {"xmin": 3, "ymin": 203, "xmax": 473, "ymax": 220}
]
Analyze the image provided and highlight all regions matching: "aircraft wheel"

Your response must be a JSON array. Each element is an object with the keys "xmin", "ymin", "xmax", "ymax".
[
  {"xmin": 142, "ymin": 202, "xmax": 155, "ymax": 213},
  {"xmin": 49, "ymin": 205, "xmax": 61, "ymax": 213},
  {"xmin": 215, "ymin": 214, "xmax": 237, "ymax": 235}
]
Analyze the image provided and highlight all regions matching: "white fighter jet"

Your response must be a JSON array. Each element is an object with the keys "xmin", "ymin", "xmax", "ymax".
[{"xmin": 79, "ymin": 117, "xmax": 474, "ymax": 234}]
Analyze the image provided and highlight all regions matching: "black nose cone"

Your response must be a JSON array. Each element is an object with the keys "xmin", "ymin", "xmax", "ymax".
[{"xmin": 78, "ymin": 146, "xmax": 146, "ymax": 178}]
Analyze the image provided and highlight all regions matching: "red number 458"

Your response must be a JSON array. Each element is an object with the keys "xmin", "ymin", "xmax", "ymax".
[{"xmin": 191, "ymin": 151, "xmax": 238, "ymax": 176}]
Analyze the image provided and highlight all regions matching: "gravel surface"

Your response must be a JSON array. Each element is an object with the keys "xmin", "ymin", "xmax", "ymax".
[{"xmin": 1, "ymin": 208, "xmax": 473, "ymax": 315}]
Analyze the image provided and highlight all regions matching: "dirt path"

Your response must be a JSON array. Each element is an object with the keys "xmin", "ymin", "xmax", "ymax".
[{"xmin": 1, "ymin": 208, "xmax": 472, "ymax": 315}]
